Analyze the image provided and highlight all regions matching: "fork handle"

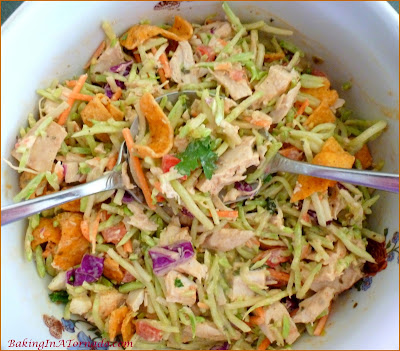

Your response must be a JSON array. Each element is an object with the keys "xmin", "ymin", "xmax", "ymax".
[
  {"xmin": 1, "ymin": 172, "xmax": 122, "ymax": 226},
  {"xmin": 274, "ymin": 155, "xmax": 399, "ymax": 193}
]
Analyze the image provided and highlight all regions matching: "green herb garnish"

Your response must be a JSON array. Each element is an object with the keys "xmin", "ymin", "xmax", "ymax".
[
  {"xmin": 175, "ymin": 136, "xmax": 218, "ymax": 179},
  {"xmin": 49, "ymin": 290, "xmax": 69, "ymax": 304},
  {"xmin": 174, "ymin": 278, "xmax": 184, "ymax": 288}
]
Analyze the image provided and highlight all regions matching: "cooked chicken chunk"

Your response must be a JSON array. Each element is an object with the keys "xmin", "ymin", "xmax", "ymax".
[
  {"xmin": 260, "ymin": 302, "xmax": 300, "ymax": 346},
  {"xmin": 127, "ymin": 202, "xmax": 158, "ymax": 231},
  {"xmin": 164, "ymin": 271, "xmax": 197, "ymax": 306},
  {"xmin": 170, "ymin": 41, "xmax": 199, "ymax": 84},
  {"xmin": 183, "ymin": 321, "xmax": 228, "ymax": 342},
  {"xmin": 212, "ymin": 66, "xmax": 252, "ymax": 100},
  {"xmin": 98, "ymin": 289, "xmax": 126, "ymax": 319},
  {"xmin": 203, "ymin": 228, "xmax": 254, "ymax": 252},
  {"xmin": 92, "ymin": 42, "xmax": 125, "ymax": 73},
  {"xmin": 12, "ymin": 119, "xmax": 67, "ymax": 172},
  {"xmin": 159, "ymin": 218, "xmax": 191, "ymax": 246},
  {"xmin": 198, "ymin": 21, "xmax": 233, "ymax": 39},
  {"xmin": 292, "ymin": 287, "xmax": 335, "ymax": 324},
  {"xmin": 255, "ymin": 65, "xmax": 299, "ymax": 107},
  {"xmin": 270, "ymin": 83, "xmax": 301, "ymax": 123},
  {"xmin": 229, "ymin": 270, "xmax": 265, "ymax": 300},
  {"xmin": 176, "ymin": 257, "xmax": 208, "ymax": 281},
  {"xmin": 126, "ymin": 289, "xmax": 145, "ymax": 313}
]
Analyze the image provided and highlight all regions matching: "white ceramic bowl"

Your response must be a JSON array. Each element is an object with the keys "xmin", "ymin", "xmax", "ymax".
[{"xmin": 1, "ymin": 1, "xmax": 399, "ymax": 349}]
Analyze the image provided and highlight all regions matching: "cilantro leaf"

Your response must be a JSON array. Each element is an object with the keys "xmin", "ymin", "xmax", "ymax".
[
  {"xmin": 175, "ymin": 136, "xmax": 218, "ymax": 180},
  {"xmin": 265, "ymin": 197, "xmax": 276, "ymax": 214},
  {"xmin": 49, "ymin": 290, "xmax": 69, "ymax": 304},
  {"xmin": 174, "ymin": 278, "xmax": 184, "ymax": 288}
]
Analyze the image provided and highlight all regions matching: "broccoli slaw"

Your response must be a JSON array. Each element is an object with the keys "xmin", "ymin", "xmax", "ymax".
[{"xmin": 9, "ymin": 2, "xmax": 390, "ymax": 349}]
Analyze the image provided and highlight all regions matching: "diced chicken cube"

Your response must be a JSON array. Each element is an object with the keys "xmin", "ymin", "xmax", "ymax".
[
  {"xmin": 98, "ymin": 289, "xmax": 126, "ymax": 319},
  {"xmin": 64, "ymin": 162, "xmax": 80, "ymax": 183},
  {"xmin": 197, "ymin": 136, "xmax": 260, "ymax": 195},
  {"xmin": 92, "ymin": 42, "xmax": 125, "ymax": 74},
  {"xmin": 164, "ymin": 271, "xmax": 197, "ymax": 306},
  {"xmin": 270, "ymin": 83, "xmax": 301, "ymax": 123},
  {"xmin": 292, "ymin": 287, "xmax": 335, "ymax": 324},
  {"xmin": 311, "ymin": 264, "xmax": 364, "ymax": 294},
  {"xmin": 126, "ymin": 289, "xmax": 145, "ymax": 313},
  {"xmin": 176, "ymin": 257, "xmax": 208, "ymax": 281},
  {"xmin": 212, "ymin": 67, "xmax": 252, "ymax": 101},
  {"xmin": 203, "ymin": 228, "xmax": 254, "ymax": 252},
  {"xmin": 170, "ymin": 41, "xmax": 199, "ymax": 84},
  {"xmin": 127, "ymin": 202, "xmax": 158, "ymax": 231},
  {"xmin": 198, "ymin": 21, "xmax": 233, "ymax": 39},
  {"xmin": 12, "ymin": 119, "xmax": 67, "ymax": 172},
  {"xmin": 229, "ymin": 270, "xmax": 265, "ymax": 300},
  {"xmin": 48, "ymin": 271, "xmax": 67, "ymax": 292},
  {"xmin": 159, "ymin": 219, "xmax": 191, "ymax": 246},
  {"xmin": 70, "ymin": 295, "xmax": 92, "ymax": 316},
  {"xmin": 254, "ymin": 65, "xmax": 299, "ymax": 107},
  {"xmin": 260, "ymin": 302, "xmax": 300, "ymax": 346}
]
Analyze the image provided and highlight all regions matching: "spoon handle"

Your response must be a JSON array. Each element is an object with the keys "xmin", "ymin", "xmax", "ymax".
[
  {"xmin": 1, "ymin": 172, "xmax": 122, "ymax": 226},
  {"xmin": 273, "ymin": 154, "xmax": 399, "ymax": 193}
]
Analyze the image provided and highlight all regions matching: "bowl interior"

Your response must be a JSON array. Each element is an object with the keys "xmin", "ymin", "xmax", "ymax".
[{"xmin": 1, "ymin": 1, "xmax": 399, "ymax": 349}]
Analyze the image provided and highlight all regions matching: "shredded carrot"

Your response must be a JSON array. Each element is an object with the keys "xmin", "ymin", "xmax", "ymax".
[
  {"xmin": 268, "ymin": 269, "xmax": 290, "ymax": 282},
  {"xmin": 151, "ymin": 48, "xmax": 170, "ymax": 88},
  {"xmin": 133, "ymin": 52, "xmax": 141, "ymax": 63},
  {"xmin": 313, "ymin": 306, "xmax": 331, "ymax": 336},
  {"xmin": 84, "ymin": 40, "xmax": 106, "ymax": 69},
  {"xmin": 197, "ymin": 302, "xmax": 209, "ymax": 310},
  {"xmin": 65, "ymin": 80, "xmax": 77, "ymax": 88},
  {"xmin": 156, "ymin": 194, "xmax": 165, "ymax": 203},
  {"xmin": 153, "ymin": 181, "xmax": 162, "ymax": 193},
  {"xmin": 122, "ymin": 128, "xmax": 156, "ymax": 210},
  {"xmin": 80, "ymin": 220, "xmax": 90, "ymax": 242},
  {"xmin": 295, "ymin": 99, "xmax": 309, "ymax": 118},
  {"xmin": 68, "ymin": 92, "xmax": 94, "ymax": 102},
  {"xmin": 244, "ymin": 116, "xmax": 270, "ymax": 128},
  {"xmin": 111, "ymin": 88, "xmax": 122, "ymax": 101},
  {"xmin": 123, "ymin": 240, "xmax": 133, "ymax": 253},
  {"xmin": 58, "ymin": 74, "xmax": 88, "ymax": 125},
  {"xmin": 264, "ymin": 52, "xmax": 285, "ymax": 62},
  {"xmin": 216, "ymin": 210, "xmax": 238, "ymax": 218},
  {"xmin": 158, "ymin": 53, "xmax": 172, "ymax": 78},
  {"xmin": 249, "ymin": 307, "xmax": 265, "ymax": 326},
  {"xmin": 106, "ymin": 153, "xmax": 118, "ymax": 171},
  {"xmin": 257, "ymin": 337, "xmax": 271, "ymax": 350}
]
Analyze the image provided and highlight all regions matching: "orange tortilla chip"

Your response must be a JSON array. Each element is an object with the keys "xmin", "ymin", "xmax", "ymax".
[
  {"xmin": 103, "ymin": 255, "xmax": 125, "ymax": 283},
  {"xmin": 108, "ymin": 306, "xmax": 129, "ymax": 341},
  {"xmin": 31, "ymin": 218, "xmax": 61, "ymax": 250},
  {"xmin": 304, "ymin": 100, "xmax": 336, "ymax": 129},
  {"xmin": 59, "ymin": 199, "xmax": 81, "ymax": 212},
  {"xmin": 52, "ymin": 213, "xmax": 90, "ymax": 270},
  {"xmin": 355, "ymin": 144, "xmax": 373, "ymax": 169},
  {"xmin": 81, "ymin": 94, "xmax": 124, "ymax": 142},
  {"xmin": 120, "ymin": 16, "xmax": 193, "ymax": 50},
  {"xmin": 132, "ymin": 93, "xmax": 173, "ymax": 158},
  {"xmin": 121, "ymin": 312, "xmax": 135, "ymax": 342},
  {"xmin": 301, "ymin": 78, "xmax": 338, "ymax": 107},
  {"xmin": 291, "ymin": 137, "xmax": 355, "ymax": 202}
]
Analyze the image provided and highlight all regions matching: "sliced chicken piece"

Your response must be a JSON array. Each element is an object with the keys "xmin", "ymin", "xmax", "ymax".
[
  {"xmin": 170, "ymin": 41, "xmax": 199, "ymax": 84},
  {"xmin": 64, "ymin": 162, "xmax": 80, "ymax": 183},
  {"xmin": 211, "ymin": 65, "xmax": 252, "ymax": 101},
  {"xmin": 164, "ymin": 271, "xmax": 197, "ymax": 306},
  {"xmin": 92, "ymin": 42, "xmax": 125, "ymax": 73},
  {"xmin": 183, "ymin": 321, "xmax": 227, "ymax": 342},
  {"xmin": 126, "ymin": 289, "xmax": 145, "ymax": 313},
  {"xmin": 98, "ymin": 289, "xmax": 126, "ymax": 319},
  {"xmin": 292, "ymin": 287, "xmax": 335, "ymax": 324},
  {"xmin": 127, "ymin": 202, "xmax": 158, "ymax": 231},
  {"xmin": 254, "ymin": 65, "xmax": 299, "ymax": 107},
  {"xmin": 203, "ymin": 228, "xmax": 254, "ymax": 252},
  {"xmin": 260, "ymin": 302, "xmax": 300, "ymax": 346},
  {"xmin": 198, "ymin": 21, "xmax": 233, "ymax": 39},
  {"xmin": 218, "ymin": 120, "xmax": 241, "ymax": 146},
  {"xmin": 12, "ymin": 119, "xmax": 67, "ymax": 172},
  {"xmin": 159, "ymin": 218, "xmax": 191, "ymax": 246},
  {"xmin": 270, "ymin": 83, "xmax": 301, "ymax": 123},
  {"xmin": 48, "ymin": 271, "xmax": 67, "ymax": 292},
  {"xmin": 176, "ymin": 257, "xmax": 208, "ymax": 281},
  {"xmin": 70, "ymin": 294, "xmax": 92, "ymax": 316},
  {"xmin": 229, "ymin": 270, "xmax": 265, "ymax": 300},
  {"xmin": 197, "ymin": 136, "xmax": 260, "ymax": 195},
  {"xmin": 311, "ymin": 264, "xmax": 364, "ymax": 294}
]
